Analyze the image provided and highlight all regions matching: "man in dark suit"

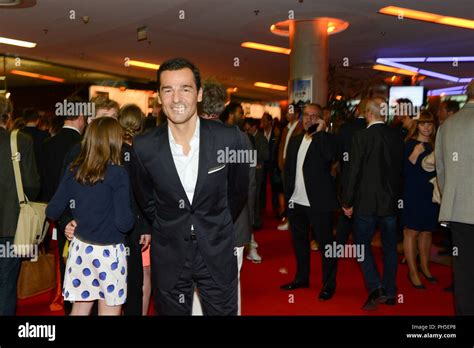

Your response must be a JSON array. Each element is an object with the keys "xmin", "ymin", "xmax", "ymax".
[
  {"xmin": 342, "ymin": 97, "xmax": 404, "ymax": 311},
  {"xmin": 281, "ymin": 103, "xmax": 339, "ymax": 301},
  {"xmin": 0, "ymin": 96, "xmax": 40, "ymax": 315},
  {"xmin": 130, "ymin": 58, "xmax": 249, "ymax": 315},
  {"xmin": 335, "ymin": 100, "xmax": 368, "ymax": 245}
]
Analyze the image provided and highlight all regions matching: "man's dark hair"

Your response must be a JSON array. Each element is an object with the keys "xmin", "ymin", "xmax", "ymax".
[
  {"xmin": 22, "ymin": 107, "xmax": 39, "ymax": 123},
  {"xmin": 262, "ymin": 112, "xmax": 273, "ymax": 122},
  {"xmin": 201, "ymin": 80, "xmax": 226, "ymax": 118},
  {"xmin": 396, "ymin": 98, "xmax": 415, "ymax": 117},
  {"xmin": 157, "ymin": 58, "xmax": 201, "ymax": 92},
  {"xmin": 64, "ymin": 96, "xmax": 87, "ymax": 121},
  {"xmin": 444, "ymin": 100, "xmax": 460, "ymax": 114},
  {"xmin": 220, "ymin": 102, "xmax": 242, "ymax": 124}
]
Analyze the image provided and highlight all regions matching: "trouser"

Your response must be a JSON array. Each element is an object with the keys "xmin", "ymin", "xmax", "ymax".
[
  {"xmin": 254, "ymin": 168, "xmax": 264, "ymax": 228},
  {"xmin": 450, "ymin": 222, "xmax": 474, "ymax": 315},
  {"xmin": 288, "ymin": 204, "xmax": 337, "ymax": 291},
  {"xmin": 353, "ymin": 214, "xmax": 398, "ymax": 298},
  {"xmin": 192, "ymin": 246, "xmax": 244, "ymax": 316},
  {"xmin": 154, "ymin": 239, "xmax": 237, "ymax": 316},
  {"xmin": 0, "ymin": 237, "xmax": 20, "ymax": 315},
  {"xmin": 123, "ymin": 234, "xmax": 143, "ymax": 315}
]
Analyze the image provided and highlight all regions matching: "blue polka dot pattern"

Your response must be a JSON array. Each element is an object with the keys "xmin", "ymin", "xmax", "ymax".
[
  {"xmin": 107, "ymin": 285, "xmax": 115, "ymax": 293},
  {"xmin": 65, "ymin": 291, "xmax": 69, "ymax": 298},
  {"xmin": 99, "ymin": 291, "xmax": 105, "ymax": 299},
  {"xmin": 92, "ymin": 259, "xmax": 101, "ymax": 268},
  {"xmin": 81, "ymin": 291, "xmax": 90, "ymax": 299},
  {"xmin": 121, "ymin": 266, "xmax": 125, "ymax": 275},
  {"xmin": 76, "ymin": 256, "xmax": 82, "ymax": 265},
  {"xmin": 99, "ymin": 272, "xmax": 107, "ymax": 281},
  {"xmin": 120, "ymin": 244, "xmax": 124, "ymax": 252},
  {"xmin": 111, "ymin": 262, "xmax": 118, "ymax": 271},
  {"xmin": 72, "ymin": 279, "xmax": 81, "ymax": 288},
  {"xmin": 118, "ymin": 289, "xmax": 125, "ymax": 297},
  {"xmin": 82, "ymin": 268, "xmax": 91, "ymax": 276},
  {"xmin": 85, "ymin": 246, "xmax": 94, "ymax": 254},
  {"xmin": 103, "ymin": 249, "xmax": 110, "ymax": 258},
  {"xmin": 68, "ymin": 267, "xmax": 72, "ymax": 274},
  {"xmin": 92, "ymin": 279, "xmax": 100, "ymax": 287}
]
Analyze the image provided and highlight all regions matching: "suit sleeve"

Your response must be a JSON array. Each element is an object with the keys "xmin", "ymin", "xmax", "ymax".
[
  {"xmin": 435, "ymin": 127, "xmax": 444, "ymax": 191},
  {"xmin": 227, "ymin": 128, "xmax": 249, "ymax": 221},
  {"xmin": 342, "ymin": 132, "xmax": 363, "ymax": 207},
  {"xmin": 245, "ymin": 134, "xmax": 256, "ymax": 225},
  {"xmin": 46, "ymin": 170, "xmax": 72, "ymax": 220},
  {"xmin": 130, "ymin": 142, "xmax": 156, "ymax": 224},
  {"xmin": 112, "ymin": 168, "xmax": 135, "ymax": 233}
]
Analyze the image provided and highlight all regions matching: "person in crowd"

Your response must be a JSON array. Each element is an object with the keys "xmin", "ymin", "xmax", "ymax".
[
  {"xmin": 0, "ymin": 96, "xmax": 40, "ymax": 315},
  {"xmin": 260, "ymin": 112, "xmax": 281, "ymax": 218},
  {"xmin": 144, "ymin": 98, "xmax": 165, "ymax": 130},
  {"xmin": 335, "ymin": 99, "xmax": 368, "ymax": 246},
  {"xmin": 21, "ymin": 107, "xmax": 50, "ymax": 179},
  {"xmin": 46, "ymin": 117, "xmax": 135, "ymax": 316},
  {"xmin": 402, "ymin": 111, "xmax": 439, "ymax": 289},
  {"xmin": 277, "ymin": 104, "xmax": 303, "ymax": 231},
  {"xmin": 438, "ymin": 100, "xmax": 460, "ymax": 126},
  {"xmin": 246, "ymin": 117, "xmax": 269, "ymax": 230},
  {"xmin": 130, "ymin": 58, "xmax": 249, "ymax": 315},
  {"xmin": 435, "ymin": 81, "xmax": 474, "ymax": 315},
  {"xmin": 281, "ymin": 103, "xmax": 338, "ymax": 301},
  {"xmin": 117, "ymin": 104, "xmax": 152, "ymax": 315},
  {"xmin": 342, "ymin": 98, "xmax": 404, "ymax": 311}
]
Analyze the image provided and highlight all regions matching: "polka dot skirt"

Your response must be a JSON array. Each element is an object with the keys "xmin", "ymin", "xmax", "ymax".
[{"xmin": 63, "ymin": 236, "xmax": 127, "ymax": 306}]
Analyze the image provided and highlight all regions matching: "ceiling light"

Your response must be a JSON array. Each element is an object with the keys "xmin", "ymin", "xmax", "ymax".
[
  {"xmin": 270, "ymin": 18, "xmax": 349, "ymax": 37},
  {"xmin": 241, "ymin": 42, "xmax": 290, "ymax": 55},
  {"xmin": 379, "ymin": 6, "xmax": 474, "ymax": 30},
  {"xmin": 0, "ymin": 36, "xmax": 36, "ymax": 48},
  {"xmin": 372, "ymin": 64, "xmax": 418, "ymax": 76},
  {"xmin": 254, "ymin": 82, "xmax": 287, "ymax": 91},
  {"xmin": 127, "ymin": 60, "xmax": 160, "ymax": 70},
  {"xmin": 10, "ymin": 70, "xmax": 64, "ymax": 83}
]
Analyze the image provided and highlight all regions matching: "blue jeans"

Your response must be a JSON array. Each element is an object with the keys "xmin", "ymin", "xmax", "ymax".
[
  {"xmin": 0, "ymin": 237, "xmax": 21, "ymax": 315},
  {"xmin": 353, "ymin": 215, "xmax": 398, "ymax": 298}
]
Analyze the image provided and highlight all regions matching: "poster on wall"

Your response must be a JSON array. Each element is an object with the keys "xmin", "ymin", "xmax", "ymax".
[{"xmin": 291, "ymin": 77, "xmax": 312, "ymax": 110}]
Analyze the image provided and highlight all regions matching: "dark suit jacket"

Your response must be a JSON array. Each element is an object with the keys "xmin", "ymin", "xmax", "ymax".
[
  {"xmin": 21, "ymin": 126, "xmax": 50, "ymax": 169},
  {"xmin": 130, "ymin": 118, "xmax": 249, "ymax": 291},
  {"xmin": 284, "ymin": 131, "xmax": 339, "ymax": 212},
  {"xmin": 0, "ymin": 128, "xmax": 40, "ymax": 238},
  {"xmin": 254, "ymin": 130, "xmax": 269, "ymax": 166},
  {"xmin": 342, "ymin": 123, "xmax": 404, "ymax": 216},
  {"xmin": 40, "ymin": 127, "xmax": 81, "ymax": 201}
]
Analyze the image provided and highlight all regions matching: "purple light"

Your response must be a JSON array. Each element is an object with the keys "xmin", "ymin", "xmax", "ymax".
[
  {"xmin": 459, "ymin": 78, "xmax": 473, "ymax": 83},
  {"xmin": 426, "ymin": 57, "xmax": 474, "ymax": 62},
  {"xmin": 428, "ymin": 87, "xmax": 467, "ymax": 96},
  {"xmin": 376, "ymin": 58, "xmax": 419, "ymax": 72},
  {"xmin": 418, "ymin": 69, "xmax": 460, "ymax": 82},
  {"xmin": 382, "ymin": 57, "xmax": 427, "ymax": 62}
]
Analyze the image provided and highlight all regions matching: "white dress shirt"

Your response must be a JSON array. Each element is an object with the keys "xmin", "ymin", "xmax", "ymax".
[
  {"xmin": 168, "ymin": 117, "xmax": 200, "ymax": 205},
  {"xmin": 283, "ymin": 121, "xmax": 299, "ymax": 160},
  {"xmin": 290, "ymin": 134, "xmax": 312, "ymax": 206},
  {"xmin": 367, "ymin": 120, "xmax": 385, "ymax": 128},
  {"xmin": 63, "ymin": 125, "xmax": 81, "ymax": 134}
]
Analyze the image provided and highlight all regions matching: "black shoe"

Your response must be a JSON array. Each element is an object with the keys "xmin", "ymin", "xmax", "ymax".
[
  {"xmin": 384, "ymin": 298, "xmax": 396, "ymax": 306},
  {"xmin": 280, "ymin": 281, "xmax": 309, "ymax": 291},
  {"xmin": 362, "ymin": 288, "xmax": 384, "ymax": 311},
  {"xmin": 318, "ymin": 288, "xmax": 335, "ymax": 301},
  {"xmin": 407, "ymin": 273, "xmax": 426, "ymax": 290},
  {"xmin": 418, "ymin": 268, "xmax": 437, "ymax": 284}
]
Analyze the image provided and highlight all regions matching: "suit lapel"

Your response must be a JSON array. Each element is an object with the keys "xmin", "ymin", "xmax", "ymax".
[
  {"xmin": 157, "ymin": 126, "xmax": 192, "ymax": 207},
  {"xmin": 193, "ymin": 118, "xmax": 214, "ymax": 206}
]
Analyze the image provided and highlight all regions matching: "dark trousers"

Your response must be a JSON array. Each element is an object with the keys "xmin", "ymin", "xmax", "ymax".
[
  {"xmin": 353, "ymin": 214, "xmax": 398, "ymax": 298},
  {"xmin": 335, "ymin": 213, "xmax": 353, "ymax": 245},
  {"xmin": 123, "ymin": 234, "xmax": 143, "ymax": 315},
  {"xmin": 0, "ymin": 237, "xmax": 20, "ymax": 315},
  {"xmin": 450, "ymin": 222, "xmax": 474, "ymax": 315},
  {"xmin": 288, "ymin": 204, "xmax": 337, "ymax": 291},
  {"xmin": 56, "ymin": 225, "xmax": 72, "ymax": 315},
  {"xmin": 154, "ymin": 240, "xmax": 237, "ymax": 316},
  {"xmin": 254, "ymin": 168, "xmax": 264, "ymax": 228}
]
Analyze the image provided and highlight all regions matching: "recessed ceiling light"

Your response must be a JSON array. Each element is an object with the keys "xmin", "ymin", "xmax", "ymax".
[
  {"xmin": 0, "ymin": 36, "xmax": 36, "ymax": 48},
  {"xmin": 241, "ymin": 42, "xmax": 290, "ymax": 55},
  {"xmin": 127, "ymin": 60, "xmax": 160, "ymax": 70},
  {"xmin": 254, "ymin": 82, "xmax": 287, "ymax": 91},
  {"xmin": 10, "ymin": 70, "xmax": 64, "ymax": 83},
  {"xmin": 379, "ymin": 6, "xmax": 474, "ymax": 30}
]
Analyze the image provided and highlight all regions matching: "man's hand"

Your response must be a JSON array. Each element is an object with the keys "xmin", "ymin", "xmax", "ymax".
[
  {"xmin": 139, "ymin": 234, "xmax": 151, "ymax": 251},
  {"xmin": 316, "ymin": 118, "xmax": 326, "ymax": 133},
  {"xmin": 342, "ymin": 206, "xmax": 353, "ymax": 218},
  {"xmin": 65, "ymin": 220, "xmax": 77, "ymax": 241}
]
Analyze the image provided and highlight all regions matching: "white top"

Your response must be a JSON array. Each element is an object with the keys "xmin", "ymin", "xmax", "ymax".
[
  {"xmin": 290, "ymin": 135, "xmax": 312, "ymax": 207},
  {"xmin": 264, "ymin": 129, "xmax": 271, "ymax": 142},
  {"xmin": 168, "ymin": 117, "xmax": 200, "ymax": 205},
  {"xmin": 283, "ymin": 121, "xmax": 298, "ymax": 160}
]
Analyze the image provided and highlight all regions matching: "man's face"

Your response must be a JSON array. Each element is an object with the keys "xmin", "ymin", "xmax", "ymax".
[
  {"xmin": 159, "ymin": 68, "xmax": 202, "ymax": 125},
  {"xmin": 438, "ymin": 103, "xmax": 448, "ymax": 123},
  {"xmin": 261, "ymin": 116, "xmax": 270, "ymax": 129},
  {"xmin": 230, "ymin": 106, "xmax": 244, "ymax": 125},
  {"xmin": 302, "ymin": 106, "xmax": 321, "ymax": 131}
]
